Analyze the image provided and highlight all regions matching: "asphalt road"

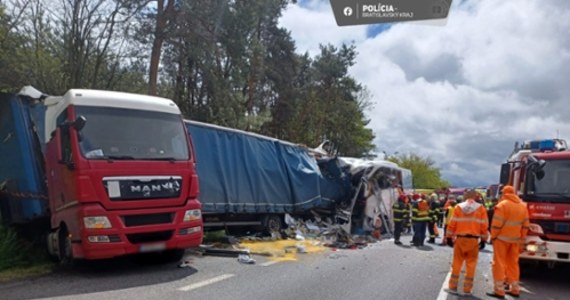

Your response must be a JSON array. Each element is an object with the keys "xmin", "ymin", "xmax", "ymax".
[{"xmin": 1, "ymin": 234, "xmax": 569, "ymax": 300}]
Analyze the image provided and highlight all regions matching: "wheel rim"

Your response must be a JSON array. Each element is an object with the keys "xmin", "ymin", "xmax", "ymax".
[{"xmin": 267, "ymin": 217, "xmax": 281, "ymax": 232}]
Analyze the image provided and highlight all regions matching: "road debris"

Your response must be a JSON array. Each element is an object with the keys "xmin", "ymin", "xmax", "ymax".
[
  {"xmin": 178, "ymin": 260, "xmax": 193, "ymax": 268},
  {"xmin": 237, "ymin": 254, "xmax": 256, "ymax": 264},
  {"xmin": 199, "ymin": 245, "xmax": 250, "ymax": 257}
]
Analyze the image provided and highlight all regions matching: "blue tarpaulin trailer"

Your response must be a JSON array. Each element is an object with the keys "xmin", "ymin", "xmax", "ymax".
[
  {"xmin": 185, "ymin": 120, "xmax": 353, "ymax": 231},
  {"xmin": 185, "ymin": 120, "xmax": 413, "ymax": 235},
  {"xmin": 0, "ymin": 92, "xmax": 48, "ymax": 224},
  {"xmin": 186, "ymin": 120, "xmax": 323, "ymax": 214}
]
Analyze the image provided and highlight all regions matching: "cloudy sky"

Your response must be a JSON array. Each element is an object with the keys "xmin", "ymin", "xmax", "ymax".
[{"xmin": 279, "ymin": 0, "xmax": 570, "ymax": 187}]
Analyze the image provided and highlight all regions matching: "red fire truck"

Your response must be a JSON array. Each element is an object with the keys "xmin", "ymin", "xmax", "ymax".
[{"xmin": 499, "ymin": 139, "xmax": 570, "ymax": 267}]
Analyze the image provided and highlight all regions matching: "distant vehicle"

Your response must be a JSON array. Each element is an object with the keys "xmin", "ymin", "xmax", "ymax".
[
  {"xmin": 0, "ymin": 87, "xmax": 203, "ymax": 264},
  {"xmin": 487, "ymin": 184, "xmax": 500, "ymax": 200},
  {"xmin": 499, "ymin": 138, "xmax": 570, "ymax": 268},
  {"xmin": 447, "ymin": 187, "xmax": 467, "ymax": 197}
]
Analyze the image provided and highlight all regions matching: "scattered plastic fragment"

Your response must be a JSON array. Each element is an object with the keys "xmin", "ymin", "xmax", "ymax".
[
  {"xmin": 178, "ymin": 260, "xmax": 192, "ymax": 268},
  {"xmin": 237, "ymin": 254, "xmax": 256, "ymax": 264}
]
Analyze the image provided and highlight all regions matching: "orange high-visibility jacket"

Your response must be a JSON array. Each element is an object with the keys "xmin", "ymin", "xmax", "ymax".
[
  {"xmin": 412, "ymin": 200, "xmax": 431, "ymax": 222},
  {"xmin": 491, "ymin": 192, "xmax": 529, "ymax": 243},
  {"xmin": 446, "ymin": 199, "xmax": 489, "ymax": 240}
]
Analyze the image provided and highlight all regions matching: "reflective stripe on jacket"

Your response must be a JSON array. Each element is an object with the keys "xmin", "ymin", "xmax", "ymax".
[
  {"xmin": 446, "ymin": 199, "xmax": 489, "ymax": 240},
  {"xmin": 491, "ymin": 193, "xmax": 529, "ymax": 243},
  {"xmin": 429, "ymin": 201, "xmax": 441, "ymax": 222},
  {"xmin": 393, "ymin": 201, "xmax": 410, "ymax": 223},
  {"xmin": 412, "ymin": 200, "xmax": 431, "ymax": 222}
]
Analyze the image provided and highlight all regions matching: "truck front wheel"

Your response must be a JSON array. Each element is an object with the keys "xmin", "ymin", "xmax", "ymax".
[
  {"xmin": 162, "ymin": 249, "xmax": 185, "ymax": 263},
  {"xmin": 58, "ymin": 226, "xmax": 75, "ymax": 266}
]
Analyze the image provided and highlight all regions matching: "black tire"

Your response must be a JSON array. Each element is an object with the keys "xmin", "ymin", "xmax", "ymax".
[
  {"xmin": 58, "ymin": 226, "xmax": 76, "ymax": 267},
  {"xmin": 134, "ymin": 249, "xmax": 186, "ymax": 265},
  {"xmin": 262, "ymin": 214, "xmax": 283, "ymax": 234},
  {"xmin": 44, "ymin": 232, "xmax": 60, "ymax": 263},
  {"xmin": 161, "ymin": 249, "xmax": 185, "ymax": 263}
]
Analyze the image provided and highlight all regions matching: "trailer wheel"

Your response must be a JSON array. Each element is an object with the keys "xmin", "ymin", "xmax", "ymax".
[{"xmin": 263, "ymin": 215, "xmax": 283, "ymax": 234}]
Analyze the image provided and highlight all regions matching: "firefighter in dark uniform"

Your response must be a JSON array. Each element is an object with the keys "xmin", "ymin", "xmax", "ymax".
[
  {"xmin": 411, "ymin": 195, "xmax": 431, "ymax": 246},
  {"xmin": 427, "ymin": 193, "xmax": 441, "ymax": 244},
  {"xmin": 393, "ymin": 194, "xmax": 410, "ymax": 245}
]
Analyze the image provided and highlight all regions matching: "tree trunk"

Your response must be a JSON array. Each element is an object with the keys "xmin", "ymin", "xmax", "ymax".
[{"xmin": 148, "ymin": 0, "xmax": 174, "ymax": 95}]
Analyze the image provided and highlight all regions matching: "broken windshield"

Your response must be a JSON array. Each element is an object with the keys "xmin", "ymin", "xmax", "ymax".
[
  {"xmin": 527, "ymin": 160, "xmax": 570, "ymax": 203},
  {"xmin": 75, "ymin": 106, "xmax": 189, "ymax": 161}
]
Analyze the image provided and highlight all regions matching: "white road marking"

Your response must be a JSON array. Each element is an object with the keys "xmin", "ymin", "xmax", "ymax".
[
  {"xmin": 178, "ymin": 274, "xmax": 235, "ymax": 292},
  {"xmin": 260, "ymin": 260, "xmax": 281, "ymax": 267},
  {"xmin": 436, "ymin": 271, "xmax": 452, "ymax": 300}
]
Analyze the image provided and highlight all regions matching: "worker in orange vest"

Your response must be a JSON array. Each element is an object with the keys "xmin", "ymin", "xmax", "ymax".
[
  {"xmin": 486, "ymin": 185, "xmax": 529, "ymax": 299},
  {"xmin": 445, "ymin": 189, "xmax": 488, "ymax": 296}
]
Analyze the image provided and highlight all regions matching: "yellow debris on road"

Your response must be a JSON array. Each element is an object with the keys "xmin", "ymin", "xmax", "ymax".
[{"xmin": 239, "ymin": 239, "xmax": 327, "ymax": 262}]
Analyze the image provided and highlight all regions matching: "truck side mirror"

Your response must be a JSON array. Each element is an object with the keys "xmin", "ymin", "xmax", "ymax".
[
  {"xmin": 527, "ymin": 155, "xmax": 546, "ymax": 181},
  {"xmin": 535, "ymin": 169, "xmax": 545, "ymax": 180},
  {"xmin": 73, "ymin": 115, "xmax": 86, "ymax": 131},
  {"xmin": 60, "ymin": 115, "xmax": 87, "ymax": 131},
  {"xmin": 528, "ymin": 155, "xmax": 546, "ymax": 170},
  {"xmin": 499, "ymin": 163, "xmax": 511, "ymax": 185}
]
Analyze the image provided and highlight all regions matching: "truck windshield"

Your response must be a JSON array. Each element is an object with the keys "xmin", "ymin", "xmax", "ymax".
[
  {"xmin": 527, "ymin": 160, "xmax": 570, "ymax": 203},
  {"xmin": 74, "ymin": 106, "xmax": 189, "ymax": 161}
]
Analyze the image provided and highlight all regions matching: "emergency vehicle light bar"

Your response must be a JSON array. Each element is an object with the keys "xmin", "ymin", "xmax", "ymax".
[{"xmin": 523, "ymin": 139, "xmax": 567, "ymax": 153}]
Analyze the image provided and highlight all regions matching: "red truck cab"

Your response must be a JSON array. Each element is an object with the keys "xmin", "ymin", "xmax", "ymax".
[
  {"xmin": 43, "ymin": 89, "xmax": 202, "ymax": 262},
  {"xmin": 500, "ymin": 139, "xmax": 570, "ymax": 266}
]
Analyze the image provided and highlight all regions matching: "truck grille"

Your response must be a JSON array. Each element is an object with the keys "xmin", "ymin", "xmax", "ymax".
[
  {"xmin": 126, "ymin": 230, "xmax": 173, "ymax": 244},
  {"xmin": 103, "ymin": 176, "xmax": 182, "ymax": 201},
  {"xmin": 123, "ymin": 213, "xmax": 173, "ymax": 227}
]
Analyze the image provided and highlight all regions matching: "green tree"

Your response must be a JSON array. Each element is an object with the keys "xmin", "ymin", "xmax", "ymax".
[
  {"xmin": 0, "ymin": 0, "xmax": 148, "ymax": 94},
  {"xmin": 284, "ymin": 44, "xmax": 375, "ymax": 157},
  {"xmin": 161, "ymin": 0, "xmax": 291, "ymax": 129},
  {"xmin": 0, "ymin": 1, "xmax": 47, "ymax": 92},
  {"xmin": 387, "ymin": 153, "xmax": 450, "ymax": 189}
]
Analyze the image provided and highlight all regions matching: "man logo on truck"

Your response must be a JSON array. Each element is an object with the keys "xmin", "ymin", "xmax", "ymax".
[{"xmin": 130, "ymin": 181, "xmax": 181, "ymax": 197}]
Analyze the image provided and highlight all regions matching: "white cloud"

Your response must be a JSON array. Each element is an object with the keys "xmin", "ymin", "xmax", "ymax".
[
  {"xmin": 280, "ymin": 0, "xmax": 570, "ymax": 186},
  {"xmin": 279, "ymin": 0, "xmax": 367, "ymax": 57}
]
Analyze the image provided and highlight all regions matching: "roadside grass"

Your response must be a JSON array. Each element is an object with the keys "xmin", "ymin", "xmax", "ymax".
[
  {"xmin": 202, "ymin": 229, "xmax": 227, "ymax": 244},
  {"xmin": 0, "ymin": 262, "xmax": 53, "ymax": 282},
  {"xmin": 0, "ymin": 225, "xmax": 54, "ymax": 282}
]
